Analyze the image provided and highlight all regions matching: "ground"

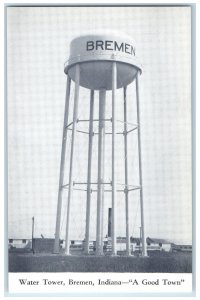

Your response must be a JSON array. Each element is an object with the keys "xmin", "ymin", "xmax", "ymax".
[{"xmin": 9, "ymin": 252, "xmax": 192, "ymax": 273}]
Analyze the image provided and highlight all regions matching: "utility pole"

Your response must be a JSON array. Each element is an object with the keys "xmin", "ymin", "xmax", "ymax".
[{"xmin": 32, "ymin": 216, "xmax": 35, "ymax": 254}]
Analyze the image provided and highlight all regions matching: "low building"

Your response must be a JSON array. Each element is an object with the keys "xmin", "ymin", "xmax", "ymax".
[
  {"xmin": 33, "ymin": 238, "xmax": 65, "ymax": 253},
  {"xmin": 8, "ymin": 238, "xmax": 31, "ymax": 249},
  {"xmin": 130, "ymin": 237, "xmax": 142, "ymax": 253},
  {"xmin": 146, "ymin": 237, "xmax": 172, "ymax": 252},
  {"xmin": 171, "ymin": 243, "xmax": 192, "ymax": 253}
]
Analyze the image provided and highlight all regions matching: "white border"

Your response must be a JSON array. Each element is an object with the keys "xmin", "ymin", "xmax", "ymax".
[{"xmin": 1, "ymin": 1, "xmax": 199, "ymax": 299}]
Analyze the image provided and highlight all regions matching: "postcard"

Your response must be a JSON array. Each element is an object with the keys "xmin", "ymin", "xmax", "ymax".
[{"xmin": 5, "ymin": 4, "xmax": 194, "ymax": 297}]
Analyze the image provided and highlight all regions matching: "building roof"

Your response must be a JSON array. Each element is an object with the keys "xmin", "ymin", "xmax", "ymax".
[{"xmin": 130, "ymin": 237, "xmax": 172, "ymax": 244}]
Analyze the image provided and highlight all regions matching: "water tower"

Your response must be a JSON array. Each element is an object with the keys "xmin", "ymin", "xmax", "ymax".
[{"xmin": 53, "ymin": 32, "xmax": 147, "ymax": 256}]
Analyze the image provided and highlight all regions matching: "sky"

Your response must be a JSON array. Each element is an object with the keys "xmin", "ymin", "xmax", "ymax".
[{"xmin": 7, "ymin": 6, "xmax": 192, "ymax": 244}]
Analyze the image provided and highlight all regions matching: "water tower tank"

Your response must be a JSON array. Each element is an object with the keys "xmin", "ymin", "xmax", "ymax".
[{"xmin": 64, "ymin": 33, "xmax": 141, "ymax": 90}]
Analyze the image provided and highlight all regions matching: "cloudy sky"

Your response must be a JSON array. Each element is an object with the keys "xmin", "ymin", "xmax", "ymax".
[{"xmin": 7, "ymin": 6, "xmax": 192, "ymax": 244}]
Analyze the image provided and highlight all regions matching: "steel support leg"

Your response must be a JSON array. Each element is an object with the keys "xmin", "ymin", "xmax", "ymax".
[
  {"xmin": 96, "ymin": 89, "xmax": 106, "ymax": 255},
  {"xmin": 101, "ymin": 92, "xmax": 106, "ymax": 253},
  {"xmin": 123, "ymin": 86, "xmax": 130, "ymax": 256},
  {"xmin": 85, "ymin": 90, "xmax": 94, "ymax": 254},
  {"xmin": 135, "ymin": 73, "xmax": 147, "ymax": 257},
  {"xmin": 65, "ymin": 64, "xmax": 80, "ymax": 255},
  {"xmin": 112, "ymin": 62, "xmax": 117, "ymax": 255},
  {"xmin": 54, "ymin": 76, "xmax": 71, "ymax": 254}
]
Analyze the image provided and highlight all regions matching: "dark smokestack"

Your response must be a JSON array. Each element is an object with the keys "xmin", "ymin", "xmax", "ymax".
[{"xmin": 108, "ymin": 208, "xmax": 112, "ymax": 237}]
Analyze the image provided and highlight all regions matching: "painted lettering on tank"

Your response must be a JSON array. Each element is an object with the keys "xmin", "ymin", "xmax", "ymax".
[{"xmin": 86, "ymin": 40, "xmax": 135, "ymax": 55}]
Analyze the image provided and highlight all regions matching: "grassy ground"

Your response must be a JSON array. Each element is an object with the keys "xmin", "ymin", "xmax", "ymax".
[{"xmin": 9, "ymin": 252, "xmax": 192, "ymax": 273}]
